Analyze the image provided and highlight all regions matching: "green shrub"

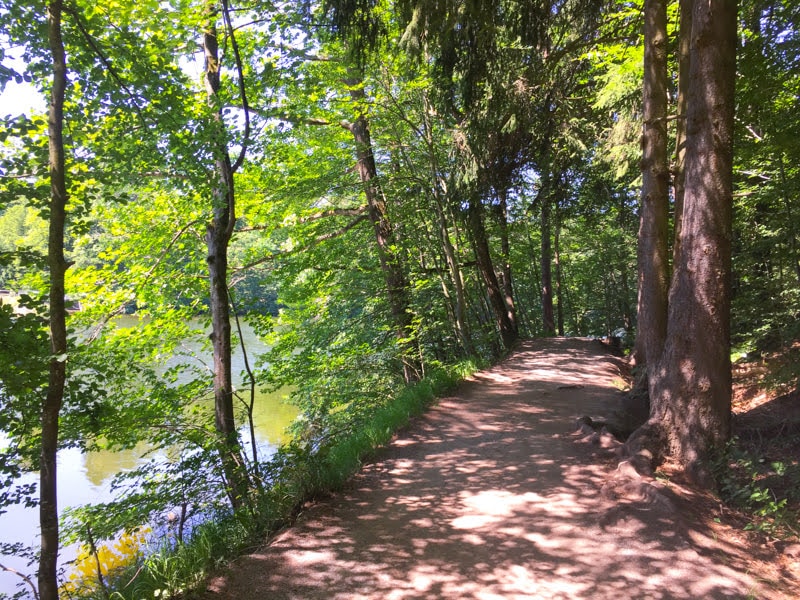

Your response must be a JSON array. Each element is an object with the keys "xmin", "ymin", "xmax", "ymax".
[{"xmin": 713, "ymin": 438, "xmax": 800, "ymax": 537}]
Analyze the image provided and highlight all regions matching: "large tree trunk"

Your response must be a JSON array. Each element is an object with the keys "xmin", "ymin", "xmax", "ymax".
[
  {"xmin": 635, "ymin": 0, "xmax": 670, "ymax": 381},
  {"xmin": 203, "ymin": 14, "xmax": 248, "ymax": 508},
  {"xmin": 467, "ymin": 193, "xmax": 518, "ymax": 351},
  {"xmin": 40, "ymin": 2, "xmax": 68, "ymax": 598},
  {"xmin": 345, "ymin": 84, "xmax": 422, "ymax": 383},
  {"xmin": 630, "ymin": 0, "xmax": 737, "ymax": 485}
]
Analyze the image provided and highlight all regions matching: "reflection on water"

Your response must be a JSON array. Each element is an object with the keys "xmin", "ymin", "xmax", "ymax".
[
  {"xmin": 79, "ymin": 386, "xmax": 299, "ymax": 488},
  {"xmin": 82, "ymin": 443, "xmax": 150, "ymax": 488},
  {"xmin": 0, "ymin": 318, "xmax": 298, "ymax": 597}
]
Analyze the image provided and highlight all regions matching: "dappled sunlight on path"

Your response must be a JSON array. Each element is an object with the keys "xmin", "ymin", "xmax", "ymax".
[{"xmin": 204, "ymin": 338, "xmax": 782, "ymax": 600}]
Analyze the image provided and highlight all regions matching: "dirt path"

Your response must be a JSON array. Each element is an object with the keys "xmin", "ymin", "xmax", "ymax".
[{"xmin": 204, "ymin": 338, "xmax": 796, "ymax": 599}]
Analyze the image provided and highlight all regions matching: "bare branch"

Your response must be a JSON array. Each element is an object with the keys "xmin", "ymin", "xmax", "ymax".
[
  {"xmin": 296, "ymin": 206, "xmax": 368, "ymax": 222},
  {"xmin": 740, "ymin": 170, "xmax": 771, "ymax": 182},
  {"xmin": 138, "ymin": 171, "xmax": 190, "ymax": 180},
  {"xmin": 65, "ymin": 7, "xmax": 148, "ymax": 129},
  {"xmin": 0, "ymin": 562, "xmax": 39, "ymax": 600},
  {"xmin": 239, "ymin": 104, "xmax": 333, "ymax": 127},
  {"xmin": 0, "ymin": 173, "xmax": 43, "ymax": 179},
  {"xmin": 274, "ymin": 43, "xmax": 333, "ymax": 63},
  {"xmin": 744, "ymin": 124, "xmax": 764, "ymax": 142},
  {"xmin": 85, "ymin": 219, "xmax": 204, "ymax": 343}
]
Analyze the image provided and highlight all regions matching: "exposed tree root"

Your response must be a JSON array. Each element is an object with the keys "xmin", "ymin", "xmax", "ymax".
[{"xmin": 573, "ymin": 416, "xmax": 684, "ymax": 536}]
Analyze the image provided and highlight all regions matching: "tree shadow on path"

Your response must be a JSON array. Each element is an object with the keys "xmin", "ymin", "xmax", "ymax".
[{"xmin": 204, "ymin": 338, "xmax": 787, "ymax": 600}]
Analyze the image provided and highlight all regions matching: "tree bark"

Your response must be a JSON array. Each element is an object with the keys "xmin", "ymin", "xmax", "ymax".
[
  {"xmin": 345, "ymin": 84, "xmax": 422, "ymax": 383},
  {"xmin": 540, "ymin": 185, "xmax": 555, "ymax": 337},
  {"xmin": 203, "ymin": 12, "xmax": 248, "ymax": 507},
  {"xmin": 467, "ymin": 193, "xmax": 518, "ymax": 351},
  {"xmin": 672, "ymin": 0, "xmax": 692, "ymax": 266},
  {"xmin": 631, "ymin": 0, "xmax": 737, "ymax": 484},
  {"xmin": 40, "ymin": 2, "xmax": 68, "ymax": 598},
  {"xmin": 635, "ymin": 0, "xmax": 670, "ymax": 381}
]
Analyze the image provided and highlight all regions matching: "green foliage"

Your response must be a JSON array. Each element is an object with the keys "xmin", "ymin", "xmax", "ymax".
[
  {"xmin": 713, "ymin": 437, "xmax": 800, "ymax": 537},
  {"xmin": 732, "ymin": 0, "xmax": 800, "ymax": 357}
]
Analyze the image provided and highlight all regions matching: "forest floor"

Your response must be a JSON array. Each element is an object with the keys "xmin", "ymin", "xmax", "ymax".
[{"xmin": 201, "ymin": 338, "xmax": 800, "ymax": 600}]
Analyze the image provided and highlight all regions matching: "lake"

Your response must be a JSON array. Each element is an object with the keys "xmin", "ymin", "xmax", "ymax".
[{"xmin": 0, "ymin": 318, "xmax": 298, "ymax": 597}]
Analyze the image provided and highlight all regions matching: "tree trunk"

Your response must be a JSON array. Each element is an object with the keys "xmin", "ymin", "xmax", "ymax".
[
  {"xmin": 433, "ymin": 195, "xmax": 473, "ymax": 355},
  {"xmin": 495, "ymin": 189, "xmax": 518, "ymax": 337},
  {"xmin": 203, "ymin": 13, "xmax": 248, "ymax": 508},
  {"xmin": 777, "ymin": 155, "xmax": 800, "ymax": 286},
  {"xmin": 40, "ymin": 3, "xmax": 68, "ymax": 598},
  {"xmin": 635, "ymin": 0, "xmax": 670, "ymax": 381},
  {"xmin": 422, "ymin": 97, "xmax": 474, "ymax": 356},
  {"xmin": 345, "ymin": 86, "xmax": 422, "ymax": 382},
  {"xmin": 526, "ymin": 224, "xmax": 542, "ymax": 335},
  {"xmin": 540, "ymin": 186, "xmax": 555, "ymax": 336},
  {"xmin": 467, "ymin": 193, "xmax": 518, "ymax": 351},
  {"xmin": 554, "ymin": 200, "xmax": 564, "ymax": 336},
  {"xmin": 631, "ymin": 0, "xmax": 737, "ymax": 484},
  {"xmin": 672, "ymin": 0, "xmax": 692, "ymax": 266}
]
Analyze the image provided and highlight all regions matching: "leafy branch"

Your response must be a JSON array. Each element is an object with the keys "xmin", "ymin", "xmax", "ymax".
[{"xmin": 231, "ymin": 213, "xmax": 368, "ymax": 275}]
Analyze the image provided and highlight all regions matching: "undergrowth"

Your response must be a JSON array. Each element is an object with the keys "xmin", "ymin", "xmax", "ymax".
[
  {"xmin": 65, "ymin": 359, "xmax": 480, "ymax": 599},
  {"xmin": 715, "ymin": 438, "xmax": 800, "ymax": 537},
  {"xmin": 713, "ymin": 438, "xmax": 800, "ymax": 537}
]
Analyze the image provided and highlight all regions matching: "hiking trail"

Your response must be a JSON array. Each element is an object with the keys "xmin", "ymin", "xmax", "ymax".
[{"xmin": 203, "ymin": 338, "xmax": 797, "ymax": 599}]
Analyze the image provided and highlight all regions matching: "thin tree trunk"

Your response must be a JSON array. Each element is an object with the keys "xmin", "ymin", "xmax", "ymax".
[
  {"xmin": 554, "ymin": 199, "xmax": 564, "ymax": 336},
  {"xmin": 540, "ymin": 186, "xmax": 555, "ymax": 336},
  {"xmin": 203, "ymin": 11, "xmax": 248, "ymax": 508},
  {"xmin": 433, "ymin": 194, "xmax": 473, "ymax": 355},
  {"xmin": 467, "ymin": 193, "xmax": 518, "ymax": 350},
  {"xmin": 635, "ymin": 0, "xmax": 670, "ymax": 380},
  {"xmin": 618, "ymin": 265, "xmax": 633, "ymax": 332},
  {"xmin": 345, "ymin": 82, "xmax": 421, "ymax": 382},
  {"xmin": 496, "ymin": 189, "xmax": 519, "ymax": 337},
  {"xmin": 526, "ymin": 224, "xmax": 542, "ymax": 336},
  {"xmin": 448, "ymin": 200, "xmax": 473, "ymax": 343},
  {"xmin": 40, "ymin": 2, "xmax": 68, "ymax": 598},
  {"xmin": 422, "ymin": 97, "xmax": 473, "ymax": 355},
  {"xmin": 777, "ymin": 154, "xmax": 800, "ymax": 285}
]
